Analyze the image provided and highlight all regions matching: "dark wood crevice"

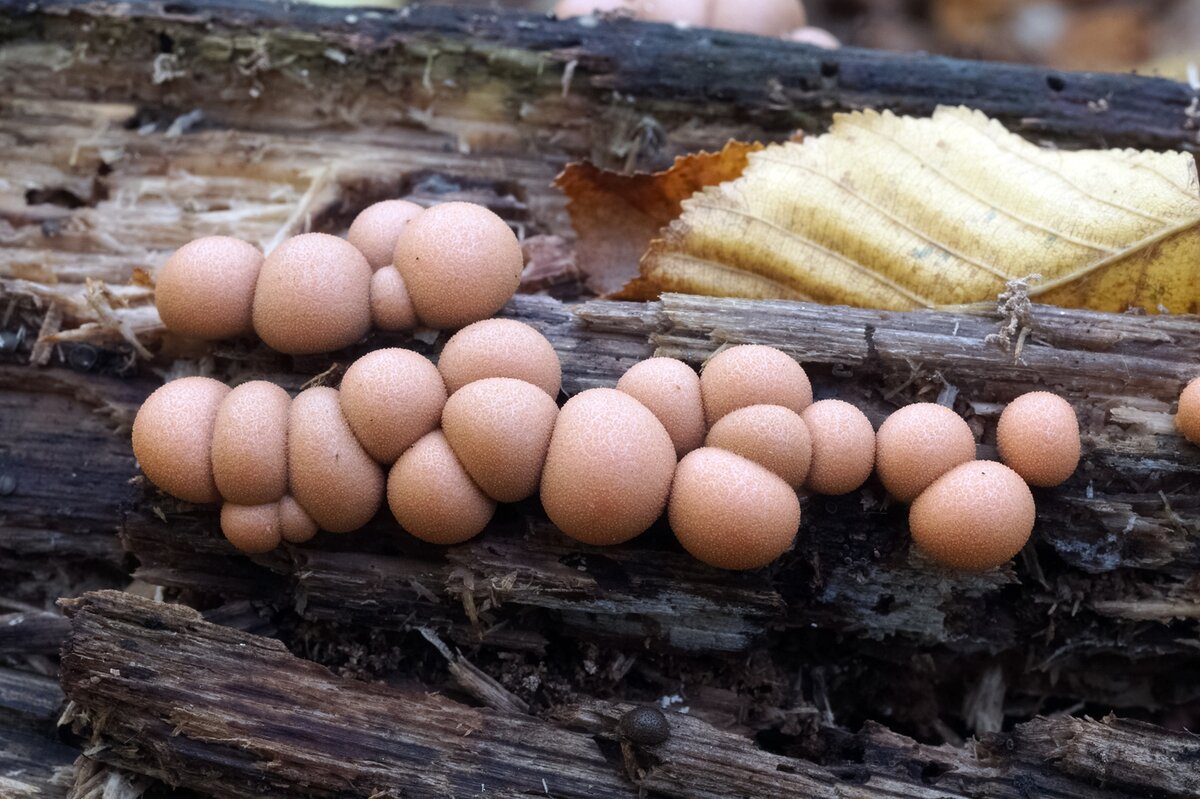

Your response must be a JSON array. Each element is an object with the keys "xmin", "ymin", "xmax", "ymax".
[
  {"xmin": 5, "ymin": 0, "xmax": 1199, "ymax": 167},
  {"xmin": 58, "ymin": 590, "xmax": 1200, "ymax": 799}
]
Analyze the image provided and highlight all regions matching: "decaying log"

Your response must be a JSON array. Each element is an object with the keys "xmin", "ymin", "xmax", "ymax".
[
  {"xmin": 565, "ymin": 704, "xmax": 1200, "ymax": 799},
  {"xmin": 60, "ymin": 591, "xmax": 635, "ymax": 799},
  {"xmin": 0, "ymin": 728, "xmax": 74, "ymax": 799},
  {"xmin": 9, "ymin": 290, "xmax": 1186, "ymax": 736},
  {"xmin": 0, "ymin": 611, "xmax": 71, "ymax": 656},
  {"xmin": 0, "ymin": 364, "xmax": 135, "ymax": 610},
  {"xmin": 0, "ymin": 614, "xmax": 71, "ymax": 796},
  {"xmin": 5, "ymin": 0, "xmax": 1200, "ymax": 790},
  {"xmin": 59, "ymin": 590, "xmax": 1200, "ymax": 799},
  {"xmin": 3, "ymin": 291, "xmax": 1199, "ymax": 723},
  {"xmin": 3, "ymin": 0, "xmax": 1200, "ymax": 318},
  {"xmin": 0, "ymin": 665, "xmax": 62, "ymax": 729},
  {"xmin": 5, "ymin": 0, "xmax": 1200, "ymax": 174},
  {"xmin": 3, "ymin": 0, "xmax": 1200, "ymax": 308}
]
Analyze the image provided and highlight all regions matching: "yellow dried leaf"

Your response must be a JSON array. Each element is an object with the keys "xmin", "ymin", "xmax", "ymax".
[{"xmin": 637, "ymin": 106, "xmax": 1200, "ymax": 314}]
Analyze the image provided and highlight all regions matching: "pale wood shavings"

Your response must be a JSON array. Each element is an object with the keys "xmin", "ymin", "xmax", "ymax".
[
  {"xmin": 67, "ymin": 756, "xmax": 151, "ymax": 799},
  {"xmin": 30, "ymin": 301, "xmax": 62, "ymax": 366}
]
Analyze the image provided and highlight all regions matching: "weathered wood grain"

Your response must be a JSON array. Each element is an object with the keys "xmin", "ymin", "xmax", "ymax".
[
  {"xmin": 95, "ymin": 292, "xmax": 1198, "ymax": 733},
  {"xmin": 6, "ymin": 292, "xmax": 1199, "ymax": 684},
  {"xmin": 0, "ymin": 611, "xmax": 71, "ymax": 656},
  {"xmin": 59, "ymin": 590, "xmax": 1200, "ymax": 799},
  {"xmin": 5, "ymin": 0, "xmax": 1199, "ymax": 168},
  {"xmin": 0, "ymin": 727, "xmax": 74, "ymax": 799},
  {"xmin": 4, "ymin": 1, "xmax": 1200, "ymax": 792},
  {"xmin": 0, "ymin": 666, "xmax": 62, "ymax": 729},
  {"xmin": 60, "ymin": 591, "xmax": 635, "ymax": 799}
]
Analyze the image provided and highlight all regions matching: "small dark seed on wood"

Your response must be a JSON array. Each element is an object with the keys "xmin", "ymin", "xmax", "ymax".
[{"xmin": 619, "ymin": 706, "xmax": 670, "ymax": 746}]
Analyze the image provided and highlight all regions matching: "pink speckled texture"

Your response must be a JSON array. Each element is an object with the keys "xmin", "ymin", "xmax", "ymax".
[
  {"xmin": 876, "ymin": 403, "xmax": 976, "ymax": 502},
  {"xmin": 347, "ymin": 199, "xmax": 422, "ymax": 271},
  {"xmin": 219, "ymin": 502, "xmax": 281, "ymax": 554},
  {"xmin": 156, "ymin": 236, "xmax": 262, "ymax": 340},
  {"xmin": 211, "ymin": 381, "xmax": 290, "ymax": 506},
  {"xmin": 540, "ymin": 388, "xmax": 676, "ymax": 546},
  {"xmin": 996, "ymin": 392, "xmax": 1080, "ymax": 487},
  {"xmin": 339, "ymin": 349, "xmax": 447, "ymax": 465},
  {"xmin": 387, "ymin": 430, "xmax": 495, "ymax": 545},
  {"xmin": 252, "ymin": 233, "xmax": 372, "ymax": 354},
  {"xmin": 288, "ymin": 387, "xmax": 383, "ymax": 533},
  {"xmin": 706, "ymin": 404, "xmax": 811, "ymax": 487},
  {"xmin": 442, "ymin": 378, "xmax": 559, "ymax": 503},
  {"xmin": 555, "ymin": 0, "xmax": 707, "ymax": 22},
  {"xmin": 369, "ymin": 267, "xmax": 418, "ymax": 331},
  {"xmin": 669, "ymin": 448, "xmax": 801, "ymax": 570},
  {"xmin": 801, "ymin": 399, "xmax": 875, "ymax": 495},
  {"xmin": 640, "ymin": 0, "xmax": 709, "ymax": 23},
  {"xmin": 394, "ymin": 202, "xmax": 523, "ymax": 329},
  {"xmin": 132, "ymin": 376, "xmax": 229, "ymax": 504},
  {"xmin": 278, "ymin": 496, "xmax": 318, "ymax": 544},
  {"xmin": 553, "ymin": 0, "xmax": 629, "ymax": 16},
  {"xmin": 910, "ymin": 460, "xmax": 1035, "ymax": 572},
  {"xmin": 700, "ymin": 345, "xmax": 813, "ymax": 427},
  {"xmin": 617, "ymin": 357, "xmax": 705, "ymax": 458},
  {"xmin": 1179, "ymin": 377, "xmax": 1200, "ymax": 445},
  {"xmin": 437, "ymin": 319, "xmax": 561, "ymax": 398}
]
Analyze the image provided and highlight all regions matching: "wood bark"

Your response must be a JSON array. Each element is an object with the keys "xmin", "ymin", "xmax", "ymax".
[
  {"xmin": 0, "ymin": 611, "xmax": 71, "ymax": 656},
  {"xmin": 17, "ymin": 291, "xmax": 1199, "ymax": 719},
  {"xmin": 4, "ymin": 0, "xmax": 1200, "ymax": 795},
  {"xmin": 58, "ymin": 590, "xmax": 1200, "ymax": 799},
  {"xmin": 4, "ymin": 0, "xmax": 1200, "ymax": 172},
  {"xmin": 0, "ymin": 623, "xmax": 72, "ymax": 799},
  {"xmin": 0, "ymin": 727, "xmax": 75, "ymax": 799}
]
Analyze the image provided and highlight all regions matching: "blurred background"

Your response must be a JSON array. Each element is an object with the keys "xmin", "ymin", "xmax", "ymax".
[
  {"xmin": 811, "ymin": 0, "xmax": 1194, "ymax": 73},
  {"xmin": 353, "ymin": 0, "xmax": 1200, "ymax": 77}
]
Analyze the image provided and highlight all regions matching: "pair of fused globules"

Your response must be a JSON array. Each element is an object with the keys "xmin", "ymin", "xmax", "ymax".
[{"xmin": 155, "ymin": 201, "xmax": 525, "ymax": 354}]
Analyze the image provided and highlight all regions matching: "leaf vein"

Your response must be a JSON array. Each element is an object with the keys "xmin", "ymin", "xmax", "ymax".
[
  {"xmin": 687, "ymin": 200, "xmax": 934, "ymax": 308},
  {"xmin": 754, "ymin": 153, "xmax": 1010, "ymax": 282},
  {"xmin": 842, "ymin": 118, "xmax": 1120, "ymax": 254}
]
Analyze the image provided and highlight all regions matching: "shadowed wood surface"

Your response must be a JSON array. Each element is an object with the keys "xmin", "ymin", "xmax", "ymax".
[
  {"xmin": 4, "ymin": 285, "xmax": 1200, "ymax": 794},
  {"xmin": 56, "ymin": 590, "xmax": 1200, "ymax": 799},
  {"xmin": 9, "ymin": 291, "xmax": 1194, "ymax": 702},
  {"xmin": 4, "ymin": 0, "xmax": 1200, "ymax": 795},
  {"xmin": 5, "ymin": 0, "xmax": 1200, "ymax": 167}
]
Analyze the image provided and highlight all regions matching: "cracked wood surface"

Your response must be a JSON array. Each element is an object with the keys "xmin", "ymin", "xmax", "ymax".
[
  {"xmin": 6, "ymin": 0, "xmax": 1200, "ymax": 167},
  {"xmin": 6, "ymin": 291, "xmax": 1194, "ymax": 723},
  {"xmin": 57, "ymin": 590, "xmax": 1200, "ymax": 799},
  {"xmin": 3, "ymin": 1, "xmax": 1200, "ymax": 794}
]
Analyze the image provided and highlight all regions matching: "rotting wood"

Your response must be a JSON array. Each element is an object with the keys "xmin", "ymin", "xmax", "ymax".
[
  {"xmin": 59, "ymin": 590, "xmax": 637, "ymax": 799},
  {"xmin": 0, "ymin": 611, "xmax": 71, "ymax": 656},
  {"xmin": 0, "ymin": 363, "xmax": 134, "ymax": 609},
  {"xmin": 0, "ymin": 665, "xmax": 63, "ymax": 728},
  {"xmin": 4, "ymin": 292, "xmax": 1200, "ymax": 721},
  {"xmin": 59, "ymin": 590, "xmax": 1200, "ymax": 799},
  {"xmin": 0, "ymin": 651, "xmax": 72, "ymax": 799},
  {"xmin": 564, "ymin": 704, "xmax": 1200, "ymax": 799},
  {"xmin": 3, "ymin": 0, "xmax": 1200, "ymax": 788},
  {"xmin": 4, "ymin": 0, "xmax": 1200, "ymax": 317},
  {"xmin": 4, "ymin": 0, "xmax": 1200, "ymax": 173},
  {"xmin": 0, "ymin": 727, "xmax": 74, "ymax": 799}
]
